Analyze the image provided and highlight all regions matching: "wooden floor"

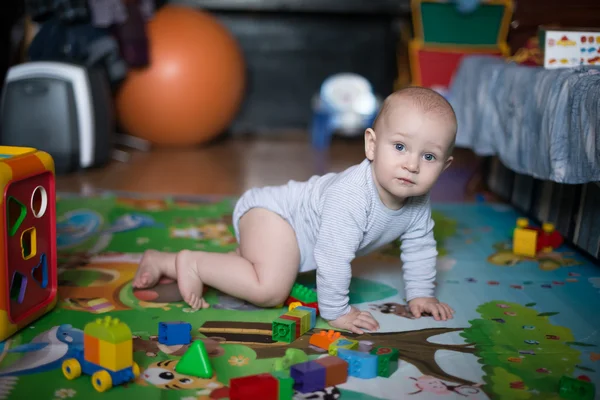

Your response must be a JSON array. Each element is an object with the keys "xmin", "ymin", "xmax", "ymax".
[{"xmin": 56, "ymin": 135, "xmax": 483, "ymax": 202}]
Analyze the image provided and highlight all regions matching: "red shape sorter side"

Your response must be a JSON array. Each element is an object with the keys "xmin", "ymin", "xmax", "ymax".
[
  {"xmin": 409, "ymin": 39, "xmax": 509, "ymax": 89},
  {"xmin": 0, "ymin": 146, "xmax": 57, "ymax": 342}
]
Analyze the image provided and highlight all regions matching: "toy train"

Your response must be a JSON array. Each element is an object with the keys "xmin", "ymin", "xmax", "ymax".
[{"xmin": 62, "ymin": 316, "xmax": 140, "ymax": 392}]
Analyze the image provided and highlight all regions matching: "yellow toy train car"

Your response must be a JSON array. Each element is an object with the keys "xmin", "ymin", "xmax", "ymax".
[{"xmin": 62, "ymin": 316, "xmax": 140, "ymax": 392}]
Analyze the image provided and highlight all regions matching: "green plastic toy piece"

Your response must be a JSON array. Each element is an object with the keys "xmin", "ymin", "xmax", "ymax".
[
  {"xmin": 371, "ymin": 346, "xmax": 399, "ymax": 377},
  {"xmin": 175, "ymin": 340, "xmax": 213, "ymax": 378},
  {"xmin": 272, "ymin": 318, "xmax": 295, "ymax": 343},
  {"xmin": 290, "ymin": 283, "xmax": 317, "ymax": 303},
  {"xmin": 271, "ymin": 370, "xmax": 294, "ymax": 400},
  {"xmin": 7, "ymin": 196, "xmax": 26, "ymax": 237},
  {"xmin": 272, "ymin": 348, "xmax": 308, "ymax": 372},
  {"xmin": 558, "ymin": 376, "xmax": 595, "ymax": 400},
  {"xmin": 84, "ymin": 316, "xmax": 132, "ymax": 343}
]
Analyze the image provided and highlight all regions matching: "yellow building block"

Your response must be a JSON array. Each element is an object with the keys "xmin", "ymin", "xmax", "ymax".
[
  {"xmin": 287, "ymin": 309, "xmax": 311, "ymax": 334},
  {"xmin": 84, "ymin": 316, "xmax": 132, "ymax": 344},
  {"xmin": 328, "ymin": 338, "xmax": 359, "ymax": 356},
  {"xmin": 513, "ymin": 227, "xmax": 538, "ymax": 257},
  {"xmin": 98, "ymin": 339, "xmax": 133, "ymax": 371}
]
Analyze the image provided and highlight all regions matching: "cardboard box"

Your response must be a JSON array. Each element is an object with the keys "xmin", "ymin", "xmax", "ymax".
[{"xmin": 539, "ymin": 26, "xmax": 600, "ymax": 69}]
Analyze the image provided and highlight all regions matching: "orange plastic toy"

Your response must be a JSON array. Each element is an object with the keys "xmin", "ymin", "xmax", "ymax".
[
  {"xmin": 0, "ymin": 146, "xmax": 57, "ymax": 342},
  {"xmin": 116, "ymin": 5, "xmax": 246, "ymax": 146}
]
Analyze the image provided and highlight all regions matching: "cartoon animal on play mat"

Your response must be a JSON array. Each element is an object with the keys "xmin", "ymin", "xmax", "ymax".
[
  {"xmin": 137, "ymin": 359, "xmax": 224, "ymax": 391},
  {"xmin": 408, "ymin": 375, "xmax": 482, "ymax": 396},
  {"xmin": 0, "ymin": 325, "xmax": 84, "ymax": 377},
  {"xmin": 487, "ymin": 242, "xmax": 580, "ymax": 271},
  {"xmin": 369, "ymin": 302, "xmax": 415, "ymax": 319}
]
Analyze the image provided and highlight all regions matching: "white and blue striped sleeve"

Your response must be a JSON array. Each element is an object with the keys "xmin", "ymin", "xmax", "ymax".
[
  {"xmin": 314, "ymin": 184, "xmax": 369, "ymax": 321},
  {"xmin": 399, "ymin": 196, "xmax": 438, "ymax": 302}
]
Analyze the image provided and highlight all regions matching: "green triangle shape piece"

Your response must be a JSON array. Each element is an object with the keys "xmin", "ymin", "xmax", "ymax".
[{"xmin": 174, "ymin": 340, "xmax": 213, "ymax": 378}]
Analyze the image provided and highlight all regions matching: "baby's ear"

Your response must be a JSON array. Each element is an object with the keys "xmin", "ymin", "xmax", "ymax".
[
  {"xmin": 364, "ymin": 128, "xmax": 376, "ymax": 160},
  {"xmin": 443, "ymin": 155, "xmax": 453, "ymax": 171}
]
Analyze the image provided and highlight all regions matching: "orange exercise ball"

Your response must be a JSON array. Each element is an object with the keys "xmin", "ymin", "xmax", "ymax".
[{"xmin": 115, "ymin": 5, "xmax": 246, "ymax": 146}]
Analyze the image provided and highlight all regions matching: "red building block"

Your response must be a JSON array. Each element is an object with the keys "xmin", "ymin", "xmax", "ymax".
[{"xmin": 229, "ymin": 373, "xmax": 278, "ymax": 400}]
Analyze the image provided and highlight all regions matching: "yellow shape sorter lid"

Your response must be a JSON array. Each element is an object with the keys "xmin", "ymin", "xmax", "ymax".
[{"xmin": 84, "ymin": 316, "xmax": 132, "ymax": 344}]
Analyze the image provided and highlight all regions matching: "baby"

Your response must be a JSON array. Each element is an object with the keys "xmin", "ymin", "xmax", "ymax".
[{"xmin": 133, "ymin": 86, "xmax": 456, "ymax": 334}]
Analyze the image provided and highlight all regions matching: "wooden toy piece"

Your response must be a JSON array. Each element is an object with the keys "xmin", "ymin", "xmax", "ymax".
[
  {"xmin": 229, "ymin": 373, "xmax": 279, "ymax": 400},
  {"xmin": 62, "ymin": 316, "xmax": 140, "ymax": 392},
  {"xmin": 314, "ymin": 355, "xmax": 349, "ymax": 387},
  {"xmin": 513, "ymin": 217, "xmax": 538, "ymax": 257},
  {"xmin": 309, "ymin": 330, "xmax": 343, "ymax": 350},
  {"xmin": 0, "ymin": 146, "xmax": 57, "ymax": 342},
  {"xmin": 175, "ymin": 340, "xmax": 213, "ymax": 378}
]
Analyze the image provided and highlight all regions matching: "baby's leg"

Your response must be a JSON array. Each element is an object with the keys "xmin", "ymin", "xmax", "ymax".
[
  {"xmin": 132, "ymin": 250, "xmax": 178, "ymax": 289},
  {"xmin": 175, "ymin": 208, "xmax": 301, "ymax": 309}
]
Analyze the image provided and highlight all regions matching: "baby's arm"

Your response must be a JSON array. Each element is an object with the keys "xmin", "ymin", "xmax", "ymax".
[
  {"xmin": 313, "ymin": 184, "xmax": 380, "ymax": 333},
  {"xmin": 400, "ymin": 196, "xmax": 454, "ymax": 320}
]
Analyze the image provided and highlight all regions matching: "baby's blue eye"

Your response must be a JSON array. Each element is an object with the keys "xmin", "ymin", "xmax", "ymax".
[
  {"xmin": 395, "ymin": 144, "xmax": 405, "ymax": 151},
  {"xmin": 423, "ymin": 153, "xmax": 436, "ymax": 161}
]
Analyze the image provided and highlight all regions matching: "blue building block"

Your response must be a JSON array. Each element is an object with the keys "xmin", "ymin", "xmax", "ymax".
[
  {"xmin": 158, "ymin": 321, "xmax": 192, "ymax": 345},
  {"xmin": 290, "ymin": 360, "xmax": 326, "ymax": 393},
  {"xmin": 296, "ymin": 306, "xmax": 317, "ymax": 329},
  {"xmin": 338, "ymin": 348, "xmax": 378, "ymax": 379}
]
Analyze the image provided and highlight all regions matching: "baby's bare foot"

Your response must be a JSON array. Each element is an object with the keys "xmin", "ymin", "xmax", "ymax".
[
  {"xmin": 133, "ymin": 250, "xmax": 177, "ymax": 289},
  {"xmin": 176, "ymin": 250, "xmax": 210, "ymax": 310}
]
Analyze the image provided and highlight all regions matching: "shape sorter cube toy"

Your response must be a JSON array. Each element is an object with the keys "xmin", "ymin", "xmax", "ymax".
[
  {"xmin": 0, "ymin": 146, "xmax": 57, "ymax": 342},
  {"xmin": 158, "ymin": 321, "xmax": 192, "ymax": 345}
]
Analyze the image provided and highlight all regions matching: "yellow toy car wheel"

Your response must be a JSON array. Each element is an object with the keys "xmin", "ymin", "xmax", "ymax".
[
  {"xmin": 62, "ymin": 359, "xmax": 82, "ymax": 380},
  {"xmin": 132, "ymin": 362, "xmax": 140, "ymax": 379},
  {"xmin": 91, "ymin": 370, "xmax": 113, "ymax": 392}
]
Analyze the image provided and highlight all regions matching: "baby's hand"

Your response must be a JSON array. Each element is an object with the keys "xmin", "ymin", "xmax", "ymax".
[
  {"xmin": 328, "ymin": 306, "xmax": 380, "ymax": 334},
  {"xmin": 408, "ymin": 297, "xmax": 454, "ymax": 321}
]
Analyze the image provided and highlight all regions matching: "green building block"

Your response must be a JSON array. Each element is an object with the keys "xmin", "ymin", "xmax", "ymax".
[
  {"xmin": 290, "ymin": 283, "xmax": 317, "ymax": 303},
  {"xmin": 174, "ymin": 340, "xmax": 213, "ymax": 378},
  {"xmin": 558, "ymin": 376, "xmax": 595, "ymax": 400},
  {"xmin": 273, "ymin": 318, "xmax": 296, "ymax": 343},
  {"xmin": 371, "ymin": 346, "xmax": 399, "ymax": 377},
  {"xmin": 272, "ymin": 370, "xmax": 294, "ymax": 400},
  {"xmin": 84, "ymin": 315, "xmax": 131, "ymax": 343}
]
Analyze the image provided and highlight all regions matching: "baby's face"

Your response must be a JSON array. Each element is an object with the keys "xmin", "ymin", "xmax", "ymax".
[{"xmin": 366, "ymin": 103, "xmax": 455, "ymax": 209}]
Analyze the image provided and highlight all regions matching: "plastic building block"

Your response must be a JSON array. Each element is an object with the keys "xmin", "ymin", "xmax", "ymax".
[
  {"xmin": 314, "ymin": 355, "xmax": 349, "ymax": 387},
  {"xmin": 285, "ymin": 296, "xmax": 320, "ymax": 316},
  {"xmin": 0, "ymin": 146, "xmax": 57, "ymax": 342},
  {"xmin": 271, "ymin": 370, "xmax": 294, "ymax": 400},
  {"xmin": 337, "ymin": 348, "xmax": 378, "ymax": 379},
  {"xmin": 371, "ymin": 346, "xmax": 399, "ymax": 377},
  {"xmin": 288, "ymin": 301, "xmax": 302, "ymax": 311},
  {"xmin": 273, "ymin": 348, "xmax": 309, "ymax": 371},
  {"xmin": 84, "ymin": 316, "xmax": 132, "ymax": 344},
  {"xmin": 287, "ymin": 308, "xmax": 312, "ymax": 333},
  {"xmin": 558, "ymin": 376, "xmax": 595, "ymax": 400},
  {"xmin": 230, "ymin": 373, "xmax": 278, "ymax": 400},
  {"xmin": 310, "ymin": 330, "xmax": 343, "ymax": 350},
  {"xmin": 290, "ymin": 360, "xmax": 327, "ymax": 393},
  {"xmin": 273, "ymin": 318, "xmax": 296, "ymax": 343},
  {"xmin": 174, "ymin": 340, "xmax": 213, "ymax": 378},
  {"xmin": 513, "ymin": 218, "xmax": 538, "ymax": 257},
  {"xmin": 290, "ymin": 283, "xmax": 317, "ymax": 303},
  {"xmin": 279, "ymin": 314, "xmax": 302, "ymax": 338},
  {"xmin": 328, "ymin": 337, "xmax": 359, "ymax": 356},
  {"xmin": 158, "ymin": 321, "xmax": 192, "ymax": 345},
  {"xmin": 296, "ymin": 306, "xmax": 317, "ymax": 328},
  {"xmin": 63, "ymin": 315, "xmax": 139, "ymax": 392}
]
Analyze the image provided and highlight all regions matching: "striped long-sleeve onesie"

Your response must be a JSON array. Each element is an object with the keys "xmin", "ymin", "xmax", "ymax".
[{"xmin": 232, "ymin": 158, "xmax": 437, "ymax": 321}]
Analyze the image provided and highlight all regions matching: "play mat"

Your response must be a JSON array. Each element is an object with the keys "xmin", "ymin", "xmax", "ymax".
[{"xmin": 0, "ymin": 191, "xmax": 599, "ymax": 399}]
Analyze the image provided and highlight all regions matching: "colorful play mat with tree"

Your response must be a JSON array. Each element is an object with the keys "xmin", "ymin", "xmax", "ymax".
[{"xmin": 0, "ymin": 191, "xmax": 598, "ymax": 400}]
